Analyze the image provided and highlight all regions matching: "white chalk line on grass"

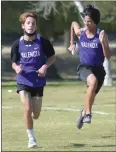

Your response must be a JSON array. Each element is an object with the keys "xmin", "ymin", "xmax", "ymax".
[
  {"xmin": 42, "ymin": 107, "xmax": 116, "ymax": 115},
  {"xmin": 2, "ymin": 106, "xmax": 116, "ymax": 116}
]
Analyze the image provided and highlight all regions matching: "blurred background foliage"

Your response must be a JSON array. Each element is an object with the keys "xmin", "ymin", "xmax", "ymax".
[
  {"xmin": 1, "ymin": 1, "xmax": 116, "ymax": 44},
  {"xmin": 1, "ymin": 1, "xmax": 116, "ymax": 81}
]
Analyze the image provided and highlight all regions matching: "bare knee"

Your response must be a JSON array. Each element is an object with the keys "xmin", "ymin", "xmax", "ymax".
[
  {"xmin": 24, "ymin": 104, "xmax": 32, "ymax": 115},
  {"xmin": 19, "ymin": 91, "xmax": 32, "ymax": 115},
  {"xmin": 32, "ymin": 96, "xmax": 42, "ymax": 120},
  {"xmin": 87, "ymin": 74, "xmax": 98, "ymax": 91}
]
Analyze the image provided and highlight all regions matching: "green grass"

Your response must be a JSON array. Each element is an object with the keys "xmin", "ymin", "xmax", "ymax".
[{"xmin": 2, "ymin": 81, "xmax": 116, "ymax": 151}]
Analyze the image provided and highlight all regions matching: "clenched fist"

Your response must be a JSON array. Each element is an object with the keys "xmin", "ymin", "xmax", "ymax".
[
  {"xmin": 15, "ymin": 64, "xmax": 22, "ymax": 74},
  {"xmin": 36, "ymin": 64, "xmax": 48, "ymax": 77},
  {"xmin": 99, "ymin": 30, "xmax": 108, "ymax": 44}
]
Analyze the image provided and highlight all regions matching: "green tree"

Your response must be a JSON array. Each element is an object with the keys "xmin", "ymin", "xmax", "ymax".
[
  {"xmin": 29, "ymin": 1, "xmax": 80, "ymax": 50},
  {"xmin": 82, "ymin": 1, "xmax": 116, "ymax": 31},
  {"xmin": 1, "ymin": 1, "xmax": 30, "ymax": 34}
]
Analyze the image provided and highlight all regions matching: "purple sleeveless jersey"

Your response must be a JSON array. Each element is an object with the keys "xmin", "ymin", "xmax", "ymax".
[
  {"xmin": 78, "ymin": 28, "xmax": 104, "ymax": 66},
  {"xmin": 16, "ymin": 36, "xmax": 46, "ymax": 87}
]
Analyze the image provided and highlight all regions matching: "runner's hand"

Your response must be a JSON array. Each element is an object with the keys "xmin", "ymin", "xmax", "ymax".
[
  {"xmin": 15, "ymin": 64, "xmax": 22, "ymax": 74},
  {"xmin": 99, "ymin": 30, "xmax": 108, "ymax": 44},
  {"xmin": 36, "ymin": 64, "xmax": 48, "ymax": 77}
]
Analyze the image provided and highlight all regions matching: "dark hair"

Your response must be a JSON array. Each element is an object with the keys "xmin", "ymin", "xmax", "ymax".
[{"xmin": 81, "ymin": 4, "xmax": 100, "ymax": 25}]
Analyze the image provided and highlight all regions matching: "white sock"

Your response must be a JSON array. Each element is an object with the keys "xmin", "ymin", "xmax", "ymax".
[{"xmin": 27, "ymin": 128, "xmax": 35, "ymax": 140}]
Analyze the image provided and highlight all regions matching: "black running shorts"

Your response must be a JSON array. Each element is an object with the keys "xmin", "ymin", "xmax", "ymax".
[
  {"xmin": 17, "ymin": 83, "xmax": 44, "ymax": 97},
  {"xmin": 77, "ymin": 64, "xmax": 106, "ymax": 94}
]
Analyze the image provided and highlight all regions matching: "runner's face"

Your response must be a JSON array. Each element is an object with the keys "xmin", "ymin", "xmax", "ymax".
[
  {"xmin": 22, "ymin": 17, "xmax": 37, "ymax": 34},
  {"xmin": 83, "ymin": 15, "xmax": 96, "ymax": 30}
]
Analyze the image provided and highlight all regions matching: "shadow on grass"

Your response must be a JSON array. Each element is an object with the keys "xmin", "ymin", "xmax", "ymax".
[
  {"xmin": 102, "ymin": 135, "xmax": 115, "ymax": 138},
  {"xmin": 60, "ymin": 143, "xmax": 85, "ymax": 148}
]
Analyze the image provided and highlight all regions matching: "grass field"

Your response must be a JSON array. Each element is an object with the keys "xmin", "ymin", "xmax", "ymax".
[{"xmin": 2, "ymin": 81, "xmax": 116, "ymax": 151}]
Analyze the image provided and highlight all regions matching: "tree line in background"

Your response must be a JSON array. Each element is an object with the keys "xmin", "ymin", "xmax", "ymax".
[{"xmin": 1, "ymin": 1, "xmax": 116, "ymax": 45}]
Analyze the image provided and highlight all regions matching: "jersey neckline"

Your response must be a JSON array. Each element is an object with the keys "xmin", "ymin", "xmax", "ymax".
[{"xmin": 83, "ymin": 28, "xmax": 98, "ymax": 40}]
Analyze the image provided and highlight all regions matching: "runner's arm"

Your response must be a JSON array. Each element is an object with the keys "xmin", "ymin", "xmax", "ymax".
[
  {"xmin": 70, "ymin": 21, "xmax": 81, "ymax": 45},
  {"xmin": 99, "ymin": 30, "xmax": 111, "ymax": 59}
]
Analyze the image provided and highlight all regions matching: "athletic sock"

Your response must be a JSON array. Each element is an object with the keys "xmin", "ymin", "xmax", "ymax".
[{"xmin": 27, "ymin": 128, "xmax": 35, "ymax": 140}]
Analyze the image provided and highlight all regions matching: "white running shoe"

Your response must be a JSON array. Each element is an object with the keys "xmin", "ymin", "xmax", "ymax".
[
  {"xmin": 28, "ymin": 138, "xmax": 37, "ymax": 148},
  {"xmin": 83, "ymin": 114, "xmax": 92, "ymax": 123}
]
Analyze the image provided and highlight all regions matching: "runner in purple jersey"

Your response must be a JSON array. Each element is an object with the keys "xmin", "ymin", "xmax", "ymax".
[
  {"xmin": 11, "ymin": 12, "xmax": 56, "ymax": 148},
  {"xmin": 69, "ymin": 5, "xmax": 111, "ymax": 129}
]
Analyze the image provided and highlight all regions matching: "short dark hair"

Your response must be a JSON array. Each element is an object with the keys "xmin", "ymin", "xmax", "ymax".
[{"xmin": 81, "ymin": 4, "xmax": 100, "ymax": 25}]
